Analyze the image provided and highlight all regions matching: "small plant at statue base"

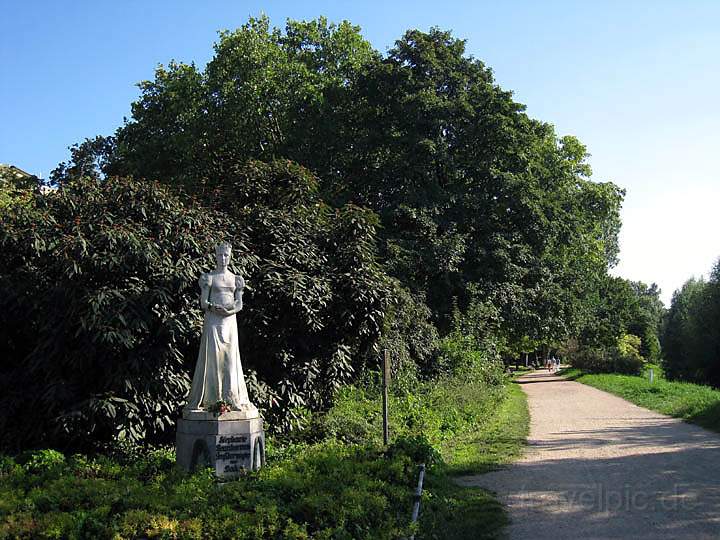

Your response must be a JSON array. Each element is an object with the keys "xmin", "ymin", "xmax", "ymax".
[{"xmin": 207, "ymin": 400, "xmax": 232, "ymax": 416}]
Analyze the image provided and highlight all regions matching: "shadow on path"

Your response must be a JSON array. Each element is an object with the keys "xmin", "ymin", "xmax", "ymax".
[{"xmin": 458, "ymin": 371, "xmax": 720, "ymax": 539}]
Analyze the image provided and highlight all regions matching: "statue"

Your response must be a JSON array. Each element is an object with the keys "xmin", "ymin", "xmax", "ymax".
[
  {"xmin": 177, "ymin": 241, "xmax": 265, "ymax": 476},
  {"xmin": 183, "ymin": 241, "xmax": 258, "ymax": 419}
]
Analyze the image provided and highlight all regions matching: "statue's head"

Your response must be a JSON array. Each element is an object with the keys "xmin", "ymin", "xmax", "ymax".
[{"xmin": 215, "ymin": 242, "xmax": 232, "ymax": 269}]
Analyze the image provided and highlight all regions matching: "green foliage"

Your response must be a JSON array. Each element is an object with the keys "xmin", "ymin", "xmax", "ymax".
[
  {"xmin": 616, "ymin": 333, "xmax": 642, "ymax": 360},
  {"xmin": 578, "ymin": 276, "xmax": 664, "ymax": 362},
  {"xmin": 627, "ymin": 282, "xmax": 664, "ymax": 362},
  {"xmin": 662, "ymin": 265, "xmax": 720, "ymax": 386},
  {"xmin": 419, "ymin": 383, "xmax": 528, "ymax": 539},
  {"xmin": 0, "ymin": 166, "xmax": 391, "ymax": 449},
  {"xmin": 68, "ymin": 16, "xmax": 624, "ymax": 358},
  {"xmin": 214, "ymin": 160, "xmax": 391, "ymax": 431},
  {"xmin": 0, "ymin": 359, "xmax": 523, "ymax": 540},
  {"xmin": 0, "ymin": 444, "xmax": 412, "ymax": 539},
  {"xmin": 6, "ymin": 15, "xmax": 636, "ymax": 458},
  {"xmin": 434, "ymin": 333, "xmax": 504, "ymax": 384},
  {"xmin": 377, "ymin": 283, "xmax": 439, "ymax": 391},
  {"xmin": 569, "ymin": 333, "xmax": 644, "ymax": 375},
  {"xmin": 614, "ymin": 333, "xmax": 645, "ymax": 374},
  {"xmin": 0, "ymin": 165, "xmax": 39, "ymax": 211},
  {"xmin": 439, "ymin": 382, "xmax": 529, "ymax": 476},
  {"xmin": 0, "ymin": 177, "xmax": 231, "ymax": 451},
  {"xmin": 107, "ymin": 16, "xmax": 377, "ymax": 191},
  {"xmin": 315, "ymin": 359, "xmax": 505, "ymax": 453},
  {"xmin": 18, "ymin": 449, "xmax": 66, "ymax": 474}
]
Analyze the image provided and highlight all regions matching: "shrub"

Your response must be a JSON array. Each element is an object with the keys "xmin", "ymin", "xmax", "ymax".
[
  {"xmin": 570, "ymin": 334, "xmax": 644, "ymax": 375},
  {"xmin": 18, "ymin": 449, "xmax": 66, "ymax": 474},
  {"xmin": 434, "ymin": 333, "xmax": 504, "ymax": 384},
  {"xmin": 0, "ymin": 443, "xmax": 414, "ymax": 540},
  {"xmin": 0, "ymin": 360, "xmax": 510, "ymax": 540},
  {"xmin": 0, "ymin": 164, "xmax": 393, "ymax": 450},
  {"xmin": 0, "ymin": 177, "xmax": 233, "ymax": 451}
]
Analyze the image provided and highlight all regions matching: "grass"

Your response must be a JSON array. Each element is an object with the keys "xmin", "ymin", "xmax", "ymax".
[
  {"xmin": 561, "ymin": 366, "xmax": 720, "ymax": 433},
  {"xmin": 0, "ymin": 368, "xmax": 530, "ymax": 539},
  {"xmin": 418, "ymin": 381, "xmax": 529, "ymax": 539},
  {"xmin": 319, "ymin": 368, "xmax": 530, "ymax": 539},
  {"xmin": 440, "ymin": 383, "xmax": 529, "ymax": 475}
]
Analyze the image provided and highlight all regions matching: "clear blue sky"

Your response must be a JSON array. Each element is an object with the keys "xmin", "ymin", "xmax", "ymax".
[{"xmin": 2, "ymin": 0, "xmax": 719, "ymax": 304}]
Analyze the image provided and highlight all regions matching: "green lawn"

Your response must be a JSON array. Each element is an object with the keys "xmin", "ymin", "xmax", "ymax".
[
  {"xmin": 562, "ymin": 367, "xmax": 720, "ymax": 433},
  {"xmin": 0, "ymin": 372, "xmax": 530, "ymax": 540},
  {"xmin": 418, "ymin": 382, "xmax": 529, "ymax": 539}
]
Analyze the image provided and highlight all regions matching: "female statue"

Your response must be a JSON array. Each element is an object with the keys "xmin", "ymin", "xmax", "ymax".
[{"xmin": 184, "ymin": 242, "xmax": 257, "ymax": 418}]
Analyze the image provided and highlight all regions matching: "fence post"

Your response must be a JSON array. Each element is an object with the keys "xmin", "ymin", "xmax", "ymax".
[{"xmin": 382, "ymin": 349, "xmax": 390, "ymax": 445}]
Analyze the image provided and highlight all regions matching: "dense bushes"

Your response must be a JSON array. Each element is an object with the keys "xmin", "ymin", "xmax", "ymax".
[
  {"xmin": 0, "ymin": 166, "xmax": 395, "ymax": 450},
  {"xmin": 317, "ymin": 355, "xmax": 505, "ymax": 448},
  {"xmin": 0, "ymin": 177, "xmax": 230, "ymax": 451},
  {"xmin": 0, "ymin": 444, "xmax": 415, "ymax": 539},
  {"xmin": 569, "ymin": 333, "xmax": 644, "ymax": 375}
]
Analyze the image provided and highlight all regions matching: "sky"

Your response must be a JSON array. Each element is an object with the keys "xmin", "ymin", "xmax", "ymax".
[{"xmin": 2, "ymin": 0, "xmax": 719, "ymax": 304}]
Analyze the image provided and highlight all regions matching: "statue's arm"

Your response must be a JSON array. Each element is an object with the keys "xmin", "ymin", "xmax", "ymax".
[
  {"xmin": 199, "ymin": 273, "xmax": 212, "ymax": 312},
  {"xmin": 227, "ymin": 276, "xmax": 245, "ymax": 314}
]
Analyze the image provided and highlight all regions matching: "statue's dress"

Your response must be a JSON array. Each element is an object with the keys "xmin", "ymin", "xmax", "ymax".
[{"xmin": 185, "ymin": 273, "xmax": 251, "ymax": 410}]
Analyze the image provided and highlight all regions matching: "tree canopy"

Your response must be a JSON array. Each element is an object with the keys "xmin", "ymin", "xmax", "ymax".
[
  {"xmin": 662, "ymin": 263, "xmax": 720, "ymax": 386},
  {"xmin": 66, "ymin": 16, "xmax": 625, "ymax": 353},
  {"xmin": 4, "ymin": 16, "xmax": 635, "ymax": 449}
]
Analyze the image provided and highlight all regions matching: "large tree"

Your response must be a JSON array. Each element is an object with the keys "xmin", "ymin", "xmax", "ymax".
[
  {"xmin": 662, "ymin": 263, "xmax": 720, "ymax": 385},
  {"xmin": 56, "ymin": 17, "xmax": 624, "ymax": 355}
]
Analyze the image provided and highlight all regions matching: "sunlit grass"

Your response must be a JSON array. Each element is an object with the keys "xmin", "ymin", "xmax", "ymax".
[
  {"xmin": 419, "ymin": 381, "xmax": 529, "ymax": 539},
  {"xmin": 562, "ymin": 366, "xmax": 720, "ymax": 433}
]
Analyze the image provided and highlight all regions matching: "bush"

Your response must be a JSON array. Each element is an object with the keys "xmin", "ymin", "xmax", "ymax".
[
  {"xmin": 18, "ymin": 449, "xmax": 65, "ymax": 474},
  {"xmin": 0, "ymin": 164, "xmax": 393, "ymax": 450},
  {"xmin": 0, "ymin": 177, "xmax": 233, "ymax": 451},
  {"xmin": 315, "ymin": 358, "xmax": 506, "ymax": 459},
  {"xmin": 0, "ymin": 442, "xmax": 415, "ymax": 540},
  {"xmin": 570, "ymin": 334, "xmax": 644, "ymax": 375},
  {"xmin": 434, "ymin": 333, "xmax": 504, "ymax": 384},
  {"xmin": 614, "ymin": 334, "xmax": 644, "ymax": 374},
  {"xmin": 0, "ymin": 358, "xmax": 510, "ymax": 540}
]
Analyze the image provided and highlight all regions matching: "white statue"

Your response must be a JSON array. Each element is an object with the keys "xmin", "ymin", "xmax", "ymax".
[{"xmin": 183, "ymin": 242, "xmax": 258, "ymax": 419}]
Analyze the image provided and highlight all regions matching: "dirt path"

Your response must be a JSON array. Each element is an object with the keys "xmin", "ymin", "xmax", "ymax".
[{"xmin": 457, "ymin": 370, "xmax": 720, "ymax": 539}]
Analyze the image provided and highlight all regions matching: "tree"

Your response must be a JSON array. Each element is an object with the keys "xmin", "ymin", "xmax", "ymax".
[
  {"xmin": 626, "ymin": 281, "xmax": 664, "ymax": 362},
  {"xmin": 84, "ymin": 19, "xmax": 624, "ymax": 356},
  {"xmin": 662, "ymin": 262, "xmax": 720, "ymax": 385},
  {"xmin": 0, "ymin": 164, "xmax": 40, "ymax": 210},
  {"xmin": 50, "ymin": 136, "xmax": 116, "ymax": 185}
]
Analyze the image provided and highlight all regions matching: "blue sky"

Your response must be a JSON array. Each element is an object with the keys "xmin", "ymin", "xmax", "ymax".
[{"xmin": 2, "ymin": 1, "xmax": 719, "ymax": 304}]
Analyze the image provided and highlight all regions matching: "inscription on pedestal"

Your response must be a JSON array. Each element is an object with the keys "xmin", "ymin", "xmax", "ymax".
[
  {"xmin": 177, "ymin": 418, "xmax": 265, "ymax": 478},
  {"xmin": 217, "ymin": 434, "xmax": 252, "ymax": 473}
]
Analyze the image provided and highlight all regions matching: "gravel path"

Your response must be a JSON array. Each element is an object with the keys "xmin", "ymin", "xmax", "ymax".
[{"xmin": 457, "ymin": 370, "xmax": 720, "ymax": 539}]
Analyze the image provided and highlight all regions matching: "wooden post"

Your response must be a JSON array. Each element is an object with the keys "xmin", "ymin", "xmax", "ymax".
[{"xmin": 382, "ymin": 349, "xmax": 390, "ymax": 445}]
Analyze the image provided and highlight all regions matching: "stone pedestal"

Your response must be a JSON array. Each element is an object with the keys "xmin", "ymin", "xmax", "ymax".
[{"xmin": 176, "ymin": 414, "xmax": 265, "ymax": 478}]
